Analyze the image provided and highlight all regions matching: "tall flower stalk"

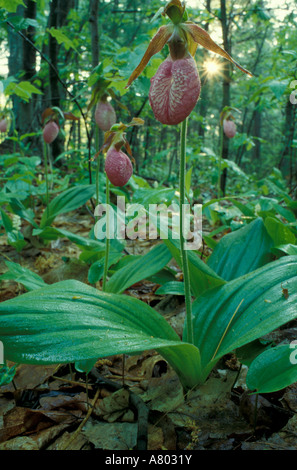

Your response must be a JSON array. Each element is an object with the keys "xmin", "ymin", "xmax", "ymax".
[
  {"xmin": 217, "ymin": 126, "xmax": 224, "ymax": 199},
  {"xmin": 179, "ymin": 117, "xmax": 193, "ymax": 344},
  {"xmin": 41, "ymin": 107, "xmax": 79, "ymax": 219},
  {"xmin": 102, "ymin": 175, "xmax": 110, "ymax": 292},
  {"xmin": 95, "ymin": 118, "xmax": 144, "ymax": 291},
  {"xmin": 43, "ymin": 141, "xmax": 50, "ymax": 220},
  {"xmin": 127, "ymin": 0, "xmax": 251, "ymax": 343},
  {"xmin": 218, "ymin": 106, "xmax": 240, "ymax": 197}
]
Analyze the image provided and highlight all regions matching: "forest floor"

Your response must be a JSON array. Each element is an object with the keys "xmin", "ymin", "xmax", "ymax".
[{"xmin": 0, "ymin": 207, "xmax": 297, "ymax": 451}]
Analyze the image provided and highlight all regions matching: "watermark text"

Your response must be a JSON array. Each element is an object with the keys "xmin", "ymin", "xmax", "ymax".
[
  {"xmin": 289, "ymin": 340, "xmax": 297, "ymax": 364},
  {"xmin": 0, "ymin": 341, "xmax": 4, "ymax": 364},
  {"xmin": 94, "ymin": 196, "xmax": 202, "ymax": 250},
  {"xmin": 290, "ymin": 80, "xmax": 297, "ymax": 105}
]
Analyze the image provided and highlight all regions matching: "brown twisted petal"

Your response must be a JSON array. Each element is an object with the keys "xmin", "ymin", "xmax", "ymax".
[
  {"xmin": 185, "ymin": 23, "xmax": 253, "ymax": 77},
  {"xmin": 126, "ymin": 25, "xmax": 173, "ymax": 88}
]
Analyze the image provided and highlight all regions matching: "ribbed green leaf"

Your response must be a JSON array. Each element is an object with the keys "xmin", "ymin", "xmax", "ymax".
[
  {"xmin": 273, "ymin": 244, "xmax": 297, "ymax": 256},
  {"xmin": 0, "ymin": 280, "xmax": 201, "ymax": 389},
  {"xmin": 156, "ymin": 281, "xmax": 185, "ymax": 296},
  {"xmin": 33, "ymin": 226, "xmax": 107, "ymax": 250},
  {"xmin": 9, "ymin": 198, "xmax": 39, "ymax": 229},
  {"xmin": 0, "ymin": 209, "xmax": 27, "ymax": 252},
  {"xmin": 185, "ymin": 256, "xmax": 297, "ymax": 384},
  {"xmin": 88, "ymin": 251, "xmax": 123, "ymax": 284},
  {"xmin": 264, "ymin": 216, "xmax": 296, "ymax": 246},
  {"xmin": 246, "ymin": 344, "xmax": 297, "ymax": 393},
  {"xmin": 207, "ymin": 218, "xmax": 273, "ymax": 281},
  {"xmin": 106, "ymin": 244, "xmax": 172, "ymax": 294},
  {"xmin": 132, "ymin": 188, "xmax": 176, "ymax": 206},
  {"xmin": 147, "ymin": 212, "xmax": 225, "ymax": 296},
  {"xmin": 163, "ymin": 237, "xmax": 225, "ymax": 296},
  {"xmin": 40, "ymin": 185, "xmax": 95, "ymax": 228},
  {"xmin": 0, "ymin": 261, "xmax": 47, "ymax": 291}
]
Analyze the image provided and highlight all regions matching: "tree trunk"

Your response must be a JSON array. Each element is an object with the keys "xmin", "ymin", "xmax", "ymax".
[
  {"xmin": 220, "ymin": 0, "xmax": 231, "ymax": 196},
  {"xmin": 7, "ymin": 6, "xmax": 24, "ymax": 134},
  {"xmin": 252, "ymin": 106, "xmax": 262, "ymax": 161},
  {"xmin": 19, "ymin": 0, "xmax": 38, "ymax": 140},
  {"xmin": 235, "ymin": 23, "xmax": 269, "ymax": 166},
  {"xmin": 48, "ymin": 0, "xmax": 75, "ymax": 161},
  {"xmin": 89, "ymin": 0, "xmax": 100, "ymax": 69},
  {"xmin": 198, "ymin": 0, "xmax": 211, "ymax": 140},
  {"xmin": 279, "ymin": 99, "xmax": 296, "ymax": 186}
]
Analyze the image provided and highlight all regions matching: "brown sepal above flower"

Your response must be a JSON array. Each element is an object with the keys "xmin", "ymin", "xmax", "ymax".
[
  {"xmin": 126, "ymin": 0, "xmax": 252, "ymax": 89},
  {"xmin": 41, "ymin": 107, "xmax": 79, "ymax": 126},
  {"xmin": 92, "ymin": 118, "xmax": 144, "ymax": 159},
  {"xmin": 184, "ymin": 23, "xmax": 252, "ymax": 77},
  {"xmin": 126, "ymin": 25, "xmax": 173, "ymax": 88}
]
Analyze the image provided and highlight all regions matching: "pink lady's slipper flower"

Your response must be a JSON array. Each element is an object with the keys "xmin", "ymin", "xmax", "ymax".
[
  {"xmin": 105, "ymin": 148, "xmax": 133, "ymax": 187},
  {"xmin": 95, "ymin": 98, "xmax": 117, "ymax": 132},
  {"xmin": 43, "ymin": 120, "xmax": 60, "ymax": 144},
  {"xmin": 95, "ymin": 118, "xmax": 144, "ymax": 187},
  {"xmin": 41, "ymin": 107, "xmax": 79, "ymax": 144},
  {"xmin": 0, "ymin": 118, "xmax": 7, "ymax": 133},
  {"xmin": 220, "ymin": 106, "xmax": 241, "ymax": 139},
  {"xmin": 223, "ymin": 119, "xmax": 237, "ymax": 139},
  {"xmin": 126, "ymin": 0, "xmax": 251, "ymax": 125}
]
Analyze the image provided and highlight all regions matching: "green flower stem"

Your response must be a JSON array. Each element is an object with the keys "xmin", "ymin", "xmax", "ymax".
[
  {"xmin": 102, "ymin": 174, "xmax": 110, "ymax": 292},
  {"xmin": 10, "ymin": 111, "xmax": 16, "ymax": 154},
  {"xmin": 217, "ymin": 126, "xmax": 223, "ymax": 199},
  {"xmin": 95, "ymin": 126, "xmax": 100, "ymax": 208},
  {"xmin": 180, "ymin": 118, "xmax": 194, "ymax": 345},
  {"xmin": 43, "ymin": 140, "xmax": 50, "ymax": 220}
]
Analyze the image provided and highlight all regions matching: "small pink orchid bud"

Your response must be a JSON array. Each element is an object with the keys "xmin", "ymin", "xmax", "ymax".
[
  {"xmin": 223, "ymin": 119, "xmax": 237, "ymax": 138},
  {"xmin": 0, "ymin": 118, "xmax": 7, "ymax": 133},
  {"xmin": 149, "ymin": 55, "xmax": 201, "ymax": 125},
  {"xmin": 105, "ymin": 148, "xmax": 133, "ymax": 187},
  {"xmin": 43, "ymin": 121, "xmax": 59, "ymax": 144},
  {"xmin": 95, "ymin": 101, "xmax": 116, "ymax": 132}
]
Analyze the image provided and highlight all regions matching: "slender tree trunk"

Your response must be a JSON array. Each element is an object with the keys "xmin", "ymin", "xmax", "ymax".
[
  {"xmin": 19, "ymin": 1, "xmax": 37, "ymax": 139},
  {"xmin": 48, "ymin": 0, "xmax": 59, "ymax": 108},
  {"xmin": 7, "ymin": 6, "xmax": 24, "ymax": 134},
  {"xmin": 48, "ymin": 0, "xmax": 75, "ymax": 161},
  {"xmin": 198, "ymin": 0, "xmax": 211, "ymax": 139},
  {"xmin": 235, "ymin": 23, "xmax": 269, "ymax": 166},
  {"xmin": 252, "ymin": 106, "xmax": 262, "ymax": 161},
  {"xmin": 279, "ymin": 99, "xmax": 296, "ymax": 185},
  {"xmin": 89, "ymin": 0, "xmax": 100, "ymax": 68},
  {"xmin": 48, "ymin": 0, "xmax": 62, "ymax": 161},
  {"xmin": 220, "ymin": 0, "xmax": 231, "ymax": 196}
]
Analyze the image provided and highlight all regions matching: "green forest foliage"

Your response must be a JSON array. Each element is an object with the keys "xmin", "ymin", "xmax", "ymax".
[
  {"xmin": 0, "ymin": 0, "xmax": 296, "ymax": 195},
  {"xmin": 0, "ymin": 0, "xmax": 297, "ymax": 396}
]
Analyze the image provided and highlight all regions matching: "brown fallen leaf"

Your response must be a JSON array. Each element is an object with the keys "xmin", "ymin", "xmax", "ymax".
[
  {"xmin": 39, "ymin": 392, "xmax": 89, "ymax": 413},
  {"xmin": 93, "ymin": 388, "xmax": 134, "ymax": 423},
  {"xmin": 11, "ymin": 364, "xmax": 57, "ymax": 391},
  {"xmin": 148, "ymin": 424, "xmax": 164, "ymax": 450},
  {"xmin": 82, "ymin": 418, "xmax": 138, "ymax": 450},
  {"xmin": 0, "ymin": 436, "xmax": 39, "ymax": 450},
  {"xmin": 47, "ymin": 428, "xmax": 90, "ymax": 450},
  {"xmin": 0, "ymin": 407, "xmax": 54, "ymax": 442}
]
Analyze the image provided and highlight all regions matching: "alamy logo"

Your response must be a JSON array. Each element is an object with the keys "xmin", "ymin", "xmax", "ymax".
[
  {"xmin": 0, "ymin": 341, "xmax": 4, "ymax": 364},
  {"xmin": 290, "ymin": 80, "xmax": 297, "ymax": 105},
  {"xmin": 94, "ymin": 196, "xmax": 202, "ymax": 251},
  {"xmin": 289, "ymin": 340, "xmax": 297, "ymax": 365}
]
